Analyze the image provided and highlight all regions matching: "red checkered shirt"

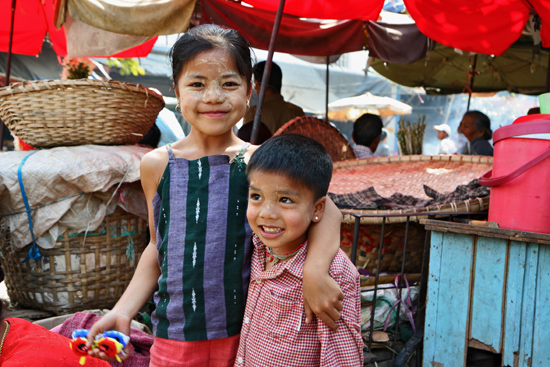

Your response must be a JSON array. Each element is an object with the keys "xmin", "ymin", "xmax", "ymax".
[{"xmin": 234, "ymin": 234, "xmax": 363, "ymax": 367}]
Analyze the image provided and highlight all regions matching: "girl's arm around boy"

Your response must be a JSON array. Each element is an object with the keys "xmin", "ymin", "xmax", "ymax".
[{"xmin": 303, "ymin": 198, "xmax": 345, "ymax": 330}]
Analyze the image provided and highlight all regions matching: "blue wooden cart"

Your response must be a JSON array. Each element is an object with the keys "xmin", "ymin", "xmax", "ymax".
[{"xmin": 421, "ymin": 219, "xmax": 550, "ymax": 367}]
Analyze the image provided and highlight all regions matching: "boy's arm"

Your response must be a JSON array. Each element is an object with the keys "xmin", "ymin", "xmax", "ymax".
[
  {"xmin": 318, "ymin": 261, "xmax": 363, "ymax": 367},
  {"xmin": 303, "ymin": 197, "xmax": 344, "ymax": 331}
]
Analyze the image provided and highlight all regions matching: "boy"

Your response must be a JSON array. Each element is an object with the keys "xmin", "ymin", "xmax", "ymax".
[{"xmin": 235, "ymin": 134, "xmax": 363, "ymax": 367}]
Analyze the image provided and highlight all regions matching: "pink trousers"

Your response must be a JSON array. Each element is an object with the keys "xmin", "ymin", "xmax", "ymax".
[{"xmin": 149, "ymin": 334, "xmax": 240, "ymax": 367}]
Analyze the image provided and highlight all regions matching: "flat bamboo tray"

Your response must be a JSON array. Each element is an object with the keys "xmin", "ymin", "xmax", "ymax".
[{"xmin": 330, "ymin": 154, "xmax": 492, "ymax": 224}]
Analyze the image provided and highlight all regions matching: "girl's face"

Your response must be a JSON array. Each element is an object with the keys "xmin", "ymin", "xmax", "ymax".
[{"xmin": 174, "ymin": 48, "xmax": 251, "ymax": 137}]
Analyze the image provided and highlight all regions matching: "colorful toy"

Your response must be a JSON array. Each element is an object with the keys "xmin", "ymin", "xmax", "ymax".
[
  {"xmin": 69, "ymin": 329, "xmax": 90, "ymax": 365},
  {"xmin": 69, "ymin": 329, "xmax": 130, "ymax": 365}
]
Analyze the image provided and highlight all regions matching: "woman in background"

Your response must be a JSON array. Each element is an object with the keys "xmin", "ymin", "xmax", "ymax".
[{"xmin": 457, "ymin": 110, "xmax": 493, "ymax": 156}]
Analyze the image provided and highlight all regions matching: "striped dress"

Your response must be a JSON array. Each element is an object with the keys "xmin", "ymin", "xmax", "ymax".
[{"xmin": 151, "ymin": 145, "xmax": 253, "ymax": 341}]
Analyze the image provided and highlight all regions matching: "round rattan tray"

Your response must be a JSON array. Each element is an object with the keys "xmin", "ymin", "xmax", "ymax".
[
  {"xmin": 329, "ymin": 154, "xmax": 492, "ymax": 224},
  {"xmin": 0, "ymin": 79, "xmax": 165, "ymax": 147}
]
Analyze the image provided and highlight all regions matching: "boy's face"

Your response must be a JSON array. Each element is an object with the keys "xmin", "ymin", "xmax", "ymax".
[{"xmin": 247, "ymin": 170, "xmax": 326, "ymax": 256}]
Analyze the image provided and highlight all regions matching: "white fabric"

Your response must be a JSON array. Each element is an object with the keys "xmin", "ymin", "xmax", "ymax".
[
  {"xmin": 436, "ymin": 137, "xmax": 458, "ymax": 155},
  {"xmin": 0, "ymin": 145, "xmax": 151, "ymax": 249},
  {"xmin": 156, "ymin": 108, "xmax": 185, "ymax": 147},
  {"xmin": 65, "ymin": 16, "xmax": 154, "ymax": 58}
]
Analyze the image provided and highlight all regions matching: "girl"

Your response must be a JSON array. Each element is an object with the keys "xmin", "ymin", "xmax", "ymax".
[{"xmin": 87, "ymin": 25, "xmax": 343, "ymax": 366}]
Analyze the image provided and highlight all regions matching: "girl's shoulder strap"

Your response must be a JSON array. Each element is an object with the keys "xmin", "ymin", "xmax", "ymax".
[
  {"xmin": 166, "ymin": 144, "xmax": 175, "ymax": 160},
  {"xmin": 230, "ymin": 143, "xmax": 251, "ymax": 166},
  {"xmin": 238, "ymin": 143, "xmax": 251, "ymax": 156}
]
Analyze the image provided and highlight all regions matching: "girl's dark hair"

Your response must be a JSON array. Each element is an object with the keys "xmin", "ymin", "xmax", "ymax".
[
  {"xmin": 170, "ymin": 24, "xmax": 254, "ymax": 88},
  {"xmin": 465, "ymin": 110, "xmax": 493, "ymax": 140},
  {"xmin": 247, "ymin": 134, "xmax": 333, "ymax": 200}
]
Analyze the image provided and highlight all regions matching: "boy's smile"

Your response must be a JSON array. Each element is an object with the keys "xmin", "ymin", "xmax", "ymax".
[{"xmin": 247, "ymin": 171, "xmax": 325, "ymax": 257}]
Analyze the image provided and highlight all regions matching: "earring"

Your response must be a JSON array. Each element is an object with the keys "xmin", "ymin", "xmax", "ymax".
[
  {"xmin": 175, "ymin": 104, "xmax": 181, "ymax": 113},
  {"xmin": 315, "ymin": 216, "xmax": 319, "ymax": 221},
  {"xmin": 246, "ymin": 100, "xmax": 250, "ymax": 107}
]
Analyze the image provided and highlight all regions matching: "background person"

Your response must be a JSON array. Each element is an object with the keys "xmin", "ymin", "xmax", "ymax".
[
  {"xmin": 352, "ymin": 113, "xmax": 383, "ymax": 159},
  {"xmin": 243, "ymin": 61, "xmax": 305, "ymax": 133},
  {"xmin": 433, "ymin": 123, "xmax": 457, "ymax": 154},
  {"xmin": 457, "ymin": 110, "xmax": 494, "ymax": 156}
]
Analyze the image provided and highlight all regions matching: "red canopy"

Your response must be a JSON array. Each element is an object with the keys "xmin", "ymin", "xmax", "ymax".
[
  {"xmin": 201, "ymin": 0, "xmax": 365, "ymax": 56},
  {"xmin": 404, "ymin": 0, "xmax": 549, "ymax": 56},
  {"xmin": 0, "ymin": 0, "xmax": 156, "ymax": 58},
  {"xmin": 244, "ymin": 0, "xmax": 384, "ymax": 21}
]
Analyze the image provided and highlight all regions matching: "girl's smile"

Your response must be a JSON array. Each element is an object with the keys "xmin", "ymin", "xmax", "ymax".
[{"xmin": 174, "ymin": 48, "xmax": 251, "ymax": 138}]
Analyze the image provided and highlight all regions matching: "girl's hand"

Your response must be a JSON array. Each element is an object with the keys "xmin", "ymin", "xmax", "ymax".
[
  {"xmin": 303, "ymin": 270, "xmax": 344, "ymax": 331},
  {"xmin": 86, "ymin": 311, "xmax": 132, "ymax": 362}
]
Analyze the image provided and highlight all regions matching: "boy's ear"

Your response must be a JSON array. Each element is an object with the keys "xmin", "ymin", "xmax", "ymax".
[{"xmin": 312, "ymin": 196, "xmax": 327, "ymax": 223}]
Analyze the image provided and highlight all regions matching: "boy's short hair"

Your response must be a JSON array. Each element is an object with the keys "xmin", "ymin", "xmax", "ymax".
[
  {"xmin": 352, "ymin": 113, "xmax": 383, "ymax": 147},
  {"xmin": 247, "ymin": 134, "xmax": 333, "ymax": 200}
]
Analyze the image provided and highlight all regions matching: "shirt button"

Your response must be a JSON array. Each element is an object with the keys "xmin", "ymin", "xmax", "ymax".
[
  {"xmin": 255, "ymin": 279, "xmax": 261, "ymax": 284},
  {"xmin": 238, "ymin": 357, "xmax": 243, "ymax": 363},
  {"xmin": 244, "ymin": 317, "xmax": 250, "ymax": 324}
]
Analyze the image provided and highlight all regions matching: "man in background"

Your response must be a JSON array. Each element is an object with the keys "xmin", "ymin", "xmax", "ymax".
[
  {"xmin": 243, "ymin": 61, "xmax": 305, "ymax": 133},
  {"xmin": 433, "ymin": 123, "xmax": 457, "ymax": 154},
  {"xmin": 352, "ymin": 113, "xmax": 383, "ymax": 159}
]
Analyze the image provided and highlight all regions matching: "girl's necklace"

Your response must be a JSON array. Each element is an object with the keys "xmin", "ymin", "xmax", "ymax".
[
  {"xmin": 0, "ymin": 320, "xmax": 10, "ymax": 355},
  {"xmin": 265, "ymin": 242, "xmax": 305, "ymax": 266}
]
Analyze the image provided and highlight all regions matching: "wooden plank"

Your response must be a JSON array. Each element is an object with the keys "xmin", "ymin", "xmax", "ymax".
[
  {"xmin": 469, "ymin": 236, "xmax": 507, "ymax": 352},
  {"xmin": 430, "ymin": 232, "xmax": 474, "ymax": 367},
  {"xmin": 421, "ymin": 220, "xmax": 550, "ymax": 246},
  {"xmin": 422, "ymin": 231, "xmax": 444, "ymax": 366},
  {"xmin": 532, "ymin": 244, "xmax": 550, "ymax": 366},
  {"xmin": 518, "ymin": 243, "xmax": 539, "ymax": 366},
  {"xmin": 502, "ymin": 241, "xmax": 527, "ymax": 367}
]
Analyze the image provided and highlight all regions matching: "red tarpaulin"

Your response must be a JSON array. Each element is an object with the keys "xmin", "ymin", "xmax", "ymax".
[
  {"xmin": 244, "ymin": 0, "xmax": 384, "ymax": 21},
  {"xmin": 0, "ymin": 0, "xmax": 157, "ymax": 58},
  {"xmin": 201, "ymin": 0, "xmax": 365, "ymax": 56},
  {"xmin": 404, "ymin": 0, "xmax": 549, "ymax": 56}
]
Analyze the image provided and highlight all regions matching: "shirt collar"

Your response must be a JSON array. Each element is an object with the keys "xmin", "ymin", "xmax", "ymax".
[
  {"xmin": 252, "ymin": 234, "xmax": 307, "ymax": 279},
  {"xmin": 353, "ymin": 144, "xmax": 376, "ymax": 158}
]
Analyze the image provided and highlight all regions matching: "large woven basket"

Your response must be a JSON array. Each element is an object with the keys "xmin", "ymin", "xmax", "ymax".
[
  {"xmin": 274, "ymin": 115, "xmax": 357, "ymax": 161},
  {"xmin": 0, "ymin": 207, "xmax": 147, "ymax": 315},
  {"xmin": 331, "ymin": 154, "xmax": 492, "ymax": 273},
  {"xmin": 0, "ymin": 79, "xmax": 165, "ymax": 147}
]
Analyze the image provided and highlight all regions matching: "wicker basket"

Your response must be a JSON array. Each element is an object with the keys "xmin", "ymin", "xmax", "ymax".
[
  {"xmin": 274, "ymin": 115, "xmax": 357, "ymax": 161},
  {"xmin": 331, "ymin": 154, "xmax": 492, "ymax": 273},
  {"xmin": 0, "ymin": 207, "xmax": 147, "ymax": 315},
  {"xmin": 0, "ymin": 79, "xmax": 165, "ymax": 147}
]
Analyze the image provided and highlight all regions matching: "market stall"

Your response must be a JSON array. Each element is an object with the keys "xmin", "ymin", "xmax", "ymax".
[{"xmin": 0, "ymin": 80, "xmax": 164, "ymax": 315}]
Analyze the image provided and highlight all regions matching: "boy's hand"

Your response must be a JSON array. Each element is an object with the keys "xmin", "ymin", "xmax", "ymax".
[{"xmin": 303, "ymin": 272, "xmax": 344, "ymax": 331}]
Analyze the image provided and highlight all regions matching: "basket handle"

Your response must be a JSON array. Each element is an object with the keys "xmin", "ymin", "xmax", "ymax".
[{"xmin": 479, "ymin": 147, "xmax": 550, "ymax": 187}]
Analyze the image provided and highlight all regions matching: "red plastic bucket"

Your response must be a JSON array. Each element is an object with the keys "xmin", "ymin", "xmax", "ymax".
[{"xmin": 479, "ymin": 114, "xmax": 550, "ymax": 234}]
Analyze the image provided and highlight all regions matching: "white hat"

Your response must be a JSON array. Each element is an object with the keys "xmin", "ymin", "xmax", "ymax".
[{"xmin": 434, "ymin": 123, "xmax": 451, "ymax": 136}]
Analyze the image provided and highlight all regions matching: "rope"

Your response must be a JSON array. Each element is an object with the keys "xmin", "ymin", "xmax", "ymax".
[
  {"xmin": 0, "ymin": 192, "xmax": 85, "ymax": 218},
  {"xmin": 16, "ymin": 151, "xmax": 41, "ymax": 262}
]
